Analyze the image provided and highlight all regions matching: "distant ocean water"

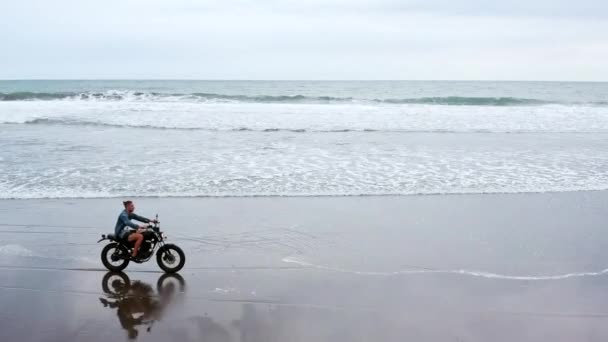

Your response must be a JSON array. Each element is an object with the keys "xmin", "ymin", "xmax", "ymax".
[{"xmin": 1, "ymin": 80, "xmax": 607, "ymax": 199}]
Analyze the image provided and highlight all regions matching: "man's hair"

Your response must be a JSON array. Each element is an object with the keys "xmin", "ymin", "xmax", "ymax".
[{"xmin": 123, "ymin": 200, "xmax": 133, "ymax": 208}]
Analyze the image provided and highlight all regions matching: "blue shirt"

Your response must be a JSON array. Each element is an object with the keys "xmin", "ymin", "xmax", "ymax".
[{"xmin": 115, "ymin": 210, "xmax": 150, "ymax": 238}]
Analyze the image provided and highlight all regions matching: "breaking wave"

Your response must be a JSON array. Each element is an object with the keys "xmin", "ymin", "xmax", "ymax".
[
  {"xmin": 0, "ymin": 90, "xmax": 571, "ymax": 106},
  {"xmin": 10, "ymin": 118, "xmax": 608, "ymax": 134}
]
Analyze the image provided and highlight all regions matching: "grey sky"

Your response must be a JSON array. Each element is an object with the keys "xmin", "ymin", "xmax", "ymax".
[{"xmin": 2, "ymin": 0, "xmax": 607, "ymax": 80}]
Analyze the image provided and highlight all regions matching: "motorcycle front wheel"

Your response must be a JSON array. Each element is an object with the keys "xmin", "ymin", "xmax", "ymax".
[
  {"xmin": 156, "ymin": 244, "xmax": 185, "ymax": 273},
  {"xmin": 101, "ymin": 243, "xmax": 130, "ymax": 272}
]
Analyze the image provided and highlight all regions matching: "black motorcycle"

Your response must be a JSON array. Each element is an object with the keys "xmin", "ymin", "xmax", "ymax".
[{"xmin": 98, "ymin": 216, "xmax": 185, "ymax": 273}]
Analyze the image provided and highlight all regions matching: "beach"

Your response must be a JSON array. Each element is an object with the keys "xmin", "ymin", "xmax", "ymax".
[
  {"xmin": 2, "ymin": 191, "xmax": 608, "ymax": 341},
  {"xmin": 2, "ymin": 0, "xmax": 608, "ymax": 337}
]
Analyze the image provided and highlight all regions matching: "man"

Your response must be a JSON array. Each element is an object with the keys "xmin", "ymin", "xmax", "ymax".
[{"xmin": 115, "ymin": 200, "xmax": 157, "ymax": 259}]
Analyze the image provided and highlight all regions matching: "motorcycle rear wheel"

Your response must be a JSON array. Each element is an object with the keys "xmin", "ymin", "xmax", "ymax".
[{"xmin": 101, "ymin": 243, "xmax": 130, "ymax": 272}]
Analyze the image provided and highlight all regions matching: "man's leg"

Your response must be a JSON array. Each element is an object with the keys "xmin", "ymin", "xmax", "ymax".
[{"xmin": 128, "ymin": 233, "xmax": 144, "ymax": 257}]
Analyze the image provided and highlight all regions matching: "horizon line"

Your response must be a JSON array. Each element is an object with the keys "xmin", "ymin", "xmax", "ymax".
[{"xmin": 1, "ymin": 79, "xmax": 607, "ymax": 83}]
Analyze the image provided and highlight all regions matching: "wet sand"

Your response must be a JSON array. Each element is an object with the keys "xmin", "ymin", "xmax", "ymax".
[{"xmin": 1, "ymin": 192, "xmax": 608, "ymax": 341}]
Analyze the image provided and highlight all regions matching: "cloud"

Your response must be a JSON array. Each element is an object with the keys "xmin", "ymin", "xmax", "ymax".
[
  {"xmin": 163, "ymin": 0, "xmax": 608, "ymax": 19},
  {"xmin": 1, "ymin": 0, "xmax": 607, "ymax": 80}
]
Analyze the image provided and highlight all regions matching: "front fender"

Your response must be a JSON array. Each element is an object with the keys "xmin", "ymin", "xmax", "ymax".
[{"xmin": 156, "ymin": 243, "xmax": 175, "ymax": 253}]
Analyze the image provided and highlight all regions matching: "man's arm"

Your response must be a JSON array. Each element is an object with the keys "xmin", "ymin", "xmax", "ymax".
[
  {"xmin": 120, "ymin": 212, "xmax": 140, "ymax": 229},
  {"xmin": 129, "ymin": 213, "xmax": 151, "ymax": 224}
]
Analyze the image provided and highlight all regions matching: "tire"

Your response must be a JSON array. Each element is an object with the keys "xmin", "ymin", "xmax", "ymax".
[
  {"xmin": 101, "ymin": 243, "xmax": 130, "ymax": 272},
  {"xmin": 156, "ymin": 244, "xmax": 185, "ymax": 273},
  {"xmin": 157, "ymin": 273, "xmax": 186, "ymax": 294},
  {"xmin": 102, "ymin": 272, "xmax": 131, "ymax": 295}
]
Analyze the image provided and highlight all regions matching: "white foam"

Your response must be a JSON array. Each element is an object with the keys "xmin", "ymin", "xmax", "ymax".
[
  {"xmin": 2, "ymin": 100, "xmax": 608, "ymax": 133},
  {"xmin": 0, "ymin": 244, "xmax": 35, "ymax": 257},
  {"xmin": 3, "ymin": 98, "xmax": 608, "ymax": 199},
  {"xmin": 282, "ymin": 257, "xmax": 608, "ymax": 281},
  {"xmin": 213, "ymin": 287, "xmax": 240, "ymax": 294},
  {"xmin": 2, "ymin": 140, "xmax": 607, "ymax": 199}
]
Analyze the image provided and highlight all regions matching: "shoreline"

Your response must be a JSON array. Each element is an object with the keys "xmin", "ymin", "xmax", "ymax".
[
  {"xmin": 1, "ymin": 190, "xmax": 607, "ymax": 271},
  {"xmin": 2, "ymin": 188, "xmax": 608, "ymax": 201}
]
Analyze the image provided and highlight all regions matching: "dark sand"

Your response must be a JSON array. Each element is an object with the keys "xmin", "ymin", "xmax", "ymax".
[{"xmin": 1, "ymin": 191, "xmax": 608, "ymax": 341}]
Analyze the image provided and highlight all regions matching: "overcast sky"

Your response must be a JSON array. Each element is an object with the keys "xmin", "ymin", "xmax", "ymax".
[{"xmin": 1, "ymin": 0, "xmax": 607, "ymax": 80}]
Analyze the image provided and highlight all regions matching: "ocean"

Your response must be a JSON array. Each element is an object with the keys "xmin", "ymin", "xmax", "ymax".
[{"xmin": 1, "ymin": 80, "xmax": 607, "ymax": 199}]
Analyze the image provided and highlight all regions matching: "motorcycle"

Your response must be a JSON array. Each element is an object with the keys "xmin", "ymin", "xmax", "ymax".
[{"xmin": 97, "ymin": 215, "xmax": 186, "ymax": 273}]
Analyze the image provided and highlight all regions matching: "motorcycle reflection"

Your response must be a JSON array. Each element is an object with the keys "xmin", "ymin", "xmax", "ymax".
[{"xmin": 99, "ymin": 272, "xmax": 186, "ymax": 340}]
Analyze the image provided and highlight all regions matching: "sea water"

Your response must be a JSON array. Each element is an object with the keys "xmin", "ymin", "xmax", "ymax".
[{"xmin": 1, "ymin": 80, "xmax": 607, "ymax": 198}]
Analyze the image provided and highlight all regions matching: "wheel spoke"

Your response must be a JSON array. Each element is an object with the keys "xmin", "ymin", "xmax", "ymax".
[{"xmin": 105, "ymin": 247, "xmax": 126, "ymax": 266}]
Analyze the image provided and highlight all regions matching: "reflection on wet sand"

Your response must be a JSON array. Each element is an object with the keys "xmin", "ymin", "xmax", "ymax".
[
  {"xmin": 186, "ymin": 316, "xmax": 232, "ymax": 342},
  {"xmin": 181, "ymin": 304, "xmax": 282, "ymax": 342},
  {"xmin": 98, "ymin": 272, "xmax": 291, "ymax": 342},
  {"xmin": 1, "ymin": 266, "xmax": 607, "ymax": 342},
  {"xmin": 233, "ymin": 304, "xmax": 279, "ymax": 342},
  {"xmin": 99, "ymin": 272, "xmax": 186, "ymax": 340}
]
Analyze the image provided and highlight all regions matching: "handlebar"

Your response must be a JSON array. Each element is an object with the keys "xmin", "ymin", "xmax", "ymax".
[{"xmin": 146, "ymin": 219, "xmax": 159, "ymax": 229}]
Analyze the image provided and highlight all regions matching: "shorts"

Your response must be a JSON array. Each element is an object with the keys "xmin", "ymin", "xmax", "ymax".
[{"xmin": 119, "ymin": 229, "xmax": 134, "ymax": 240}]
